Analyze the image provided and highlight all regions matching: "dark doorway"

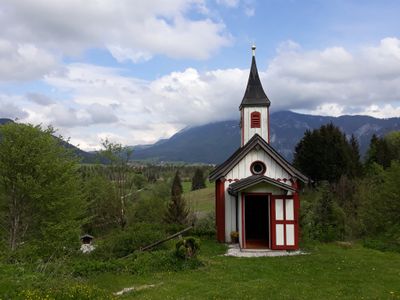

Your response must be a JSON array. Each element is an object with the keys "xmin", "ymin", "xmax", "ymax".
[{"xmin": 245, "ymin": 194, "xmax": 269, "ymax": 248}]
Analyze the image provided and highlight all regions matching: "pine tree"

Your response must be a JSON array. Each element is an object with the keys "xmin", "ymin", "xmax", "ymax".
[
  {"xmin": 191, "ymin": 168, "xmax": 206, "ymax": 191},
  {"xmin": 164, "ymin": 171, "xmax": 189, "ymax": 225},
  {"xmin": 293, "ymin": 123, "xmax": 353, "ymax": 182},
  {"xmin": 349, "ymin": 134, "xmax": 363, "ymax": 177},
  {"xmin": 365, "ymin": 134, "xmax": 392, "ymax": 168}
]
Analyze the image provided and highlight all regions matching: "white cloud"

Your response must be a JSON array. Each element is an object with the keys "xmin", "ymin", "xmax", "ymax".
[
  {"xmin": 2, "ymin": 38, "xmax": 400, "ymax": 150},
  {"xmin": 0, "ymin": 39, "xmax": 58, "ymax": 81},
  {"xmin": 265, "ymin": 37, "xmax": 400, "ymax": 111},
  {"xmin": 0, "ymin": 0, "xmax": 231, "ymax": 66},
  {"xmin": 360, "ymin": 104, "xmax": 400, "ymax": 119},
  {"xmin": 216, "ymin": 0, "xmax": 240, "ymax": 8},
  {"xmin": 26, "ymin": 93, "xmax": 55, "ymax": 105},
  {"xmin": 243, "ymin": 0, "xmax": 255, "ymax": 16},
  {"xmin": 244, "ymin": 6, "xmax": 255, "ymax": 17},
  {"xmin": 37, "ymin": 63, "xmax": 247, "ymax": 148},
  {"xmin": 0, "ymin": 95, "xmax": 29, "ymax": 119}
]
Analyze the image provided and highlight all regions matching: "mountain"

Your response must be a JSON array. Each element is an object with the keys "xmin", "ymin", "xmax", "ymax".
[
  {"xmin": 132, "ymin": 111, "xmax": 400, "ymax": 164},
  {"xmin": 0, "ymin": 118, "xmax": 13, "ymax": 125},
  {"xmin": 132, "ymin": 121, "xmax": 240, "ymax": 164}
]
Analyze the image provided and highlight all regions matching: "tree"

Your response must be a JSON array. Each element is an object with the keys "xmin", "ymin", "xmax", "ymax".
[
  {"xmin": 191, "ymin": 168, "xmax": 206, "ymax": 191},
  {"xmin": 293, "ymin": 123, "xmax": 354, "ymax": 183},
  {"xmin": 164, "ymin": 171, "xmax": 189, "ymax": 225},
  {"xmin": 97, "ymin": 140, "xmax": 136, "ymax": 230},
  {"xmin": 349, "ymin": 134, "xmax": 363, "ymax": 178},
  {"xmin": 366, "ymin": 131, "xmax": 400, "ymax": 169},
  {"xmin": 0, "ymin": 123, "xmax": 84, "ymax": 253},
  {"xmin": 359, "ymin": 161, "xmax": 400, "ymax": 236},
  {"xmin": 82, "ymin": 174, "xmax": 117, "ymax": 234},
  {"xmin": 385, "ymin": 131, "xmax": 400, "ymax": 162},
  {"xmin": 312, "ymin": 182, "xmax": 345, "ymax": 242}
]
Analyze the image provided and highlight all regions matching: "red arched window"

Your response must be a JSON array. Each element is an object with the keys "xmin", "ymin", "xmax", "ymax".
[{"xmin": 251, "ymin": 111, "xmax": 261, "ymax": 128}]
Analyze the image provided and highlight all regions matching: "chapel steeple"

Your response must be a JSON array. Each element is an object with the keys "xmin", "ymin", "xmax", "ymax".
[
  {"xmin": 240, "ymin": 45, "xmax": 270, "ymax": 109},
  {"xmin": 240, "ymin": 45, "xmax": 271, "ymax": 146}
]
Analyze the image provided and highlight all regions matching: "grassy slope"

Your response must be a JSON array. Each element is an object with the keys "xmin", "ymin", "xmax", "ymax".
[
  {"xmin": 183, "ymin": 181, "xmax": 215, "ymax": 214},
  {"xmin": 89, "ymin": 240, "xmax": 400, "ymax": 299}
]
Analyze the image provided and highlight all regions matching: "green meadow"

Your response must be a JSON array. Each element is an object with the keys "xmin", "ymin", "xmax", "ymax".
[{"xmin": 87, "ymin": 240, "xmax": 400, "ymax": 299}]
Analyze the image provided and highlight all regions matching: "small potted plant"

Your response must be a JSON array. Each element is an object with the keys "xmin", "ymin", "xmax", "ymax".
[{"xmin": 230, "ymin": 231, "xmax": 239, "ymax": 243}]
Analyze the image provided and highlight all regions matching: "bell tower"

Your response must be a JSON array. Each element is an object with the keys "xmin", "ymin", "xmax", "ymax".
[{"xmin": 240, "ymin": 45, "xmax": 271, "ymax": 146}]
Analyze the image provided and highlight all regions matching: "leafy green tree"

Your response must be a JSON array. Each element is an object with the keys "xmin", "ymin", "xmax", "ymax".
[
  {"xmin": 191, "ymin": 168, "xmax": 206, "ymax": 191},
  {"xmin": 0, "ymin": 123, "xmax": 84, "ymax": 253},
  {"xmin": 82, "ymin": 174, "xmax": 118, "ymax": 234},
  {"xmin": 164, "ymin": 171, "xmax": 189, "ymax": 225},
  {"xmin": 359, "ymin": 161, "xmax": 400, "ymax": 236},
  {"xmin": 293, "ymin": 123, "xmax": 354, "ymax": 183},
  {"xmin": 98, "ymin": 140, "xmax": 136, "ymax": 230},
  {"xmin": 312, "ymin": 182, "xmax": 345, "ymax": 242}
]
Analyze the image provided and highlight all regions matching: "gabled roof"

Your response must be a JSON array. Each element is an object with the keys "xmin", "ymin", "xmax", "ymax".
[
  {"xmin": 209, "ymin": 134, "xmax": 308, "ymax": 183},
  {"xmin": 228, "ymin": 175, "xmax": 297, "ymax": 196},
  {"xmin": 240, "ymin": 54, "xmax": 270, "ymax": 109}
]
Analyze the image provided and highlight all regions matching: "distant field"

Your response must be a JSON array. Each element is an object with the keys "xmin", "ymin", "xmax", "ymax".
[
  {"xmin": 183, "ymin": 181, "xmax": 215, "ymax": 214},
  {"xmin": 90, "ymin": 240, "xmax": 400, "ymax": 299}
]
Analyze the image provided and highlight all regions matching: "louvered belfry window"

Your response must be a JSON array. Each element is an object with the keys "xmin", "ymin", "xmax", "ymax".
[{"xmin": 251, "ymin": 111, "xmax": 261, "ymax": 128}]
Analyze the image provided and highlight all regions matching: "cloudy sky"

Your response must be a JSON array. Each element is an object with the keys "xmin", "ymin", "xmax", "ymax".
[{"xmin": 1, "ymin": 0, "xmax": 400, "ymax": 150}]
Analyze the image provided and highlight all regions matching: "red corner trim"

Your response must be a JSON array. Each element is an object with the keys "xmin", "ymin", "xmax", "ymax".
[{"xmin": 216, "ymin": 180, "xmax": 225, "ymax": 242}]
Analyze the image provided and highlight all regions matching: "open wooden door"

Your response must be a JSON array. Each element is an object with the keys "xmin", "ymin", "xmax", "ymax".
[{"xmin": 270, "ymin": 195, "xmax": 299, "ymax": 250}]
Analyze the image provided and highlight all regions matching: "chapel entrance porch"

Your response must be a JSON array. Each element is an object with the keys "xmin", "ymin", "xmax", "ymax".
[{"xmin": 243, "ymin": 194, "xmax": 270, "ymax": 249}]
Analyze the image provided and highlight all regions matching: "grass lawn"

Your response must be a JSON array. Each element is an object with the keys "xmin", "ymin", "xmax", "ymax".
[
  {"xmin": 183, "ymin": 182, "xmax": 215, "ymax": 214},
  {"xmin": 89, "ymin": 240, "xmax": 400, "ymax": 299}
]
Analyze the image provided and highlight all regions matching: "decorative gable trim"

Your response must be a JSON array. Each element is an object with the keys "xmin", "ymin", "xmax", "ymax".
[
  {"xmin": 209, "ymin": 134, "xmax": 308, "ymax": 183},
  {"xmin": 227, "ymin": 175, "xmax": 297, "ymax": 196}
]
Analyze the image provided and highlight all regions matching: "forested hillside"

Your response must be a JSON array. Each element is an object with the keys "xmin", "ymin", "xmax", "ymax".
[{"xmin": 133, "ymin": 111, "xmax": 400, "ymax": 163}]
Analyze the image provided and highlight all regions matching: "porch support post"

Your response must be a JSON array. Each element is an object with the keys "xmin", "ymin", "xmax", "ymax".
[{"xmin": 216, "ymin": 179, "xmax": 226, "ymax": 242}]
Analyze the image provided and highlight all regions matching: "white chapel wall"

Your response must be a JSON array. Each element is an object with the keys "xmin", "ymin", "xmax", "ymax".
[
  {"xmin": 242, "ymin": 107, "xmax": 269, "ymax": 144},
  {"xmin": 224, "ymin": 180, "xmax": 236, "ymax": 242},
  {"xmin": 225, "ymin": 148, "xmax": 291, "ymax": 181}
]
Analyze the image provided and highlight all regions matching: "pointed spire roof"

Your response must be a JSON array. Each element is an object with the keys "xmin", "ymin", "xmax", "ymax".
[{"xmin": 240, "ymin": 45, "xmax": 270, "ymax": 109}]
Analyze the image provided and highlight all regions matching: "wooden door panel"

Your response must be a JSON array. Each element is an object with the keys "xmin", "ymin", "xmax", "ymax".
[{"xmin": 270, "ymin": 195, "xmax": 298, "ymax": 250}]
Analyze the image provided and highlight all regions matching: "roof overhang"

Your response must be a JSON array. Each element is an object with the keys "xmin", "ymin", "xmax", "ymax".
[
  {"xmin": 228, "ymin": 175, "xmax": 297, "ymax": 196},
  {"xmin": 209, "ymin": 134, "xmax": 309, "ymax": 183}
]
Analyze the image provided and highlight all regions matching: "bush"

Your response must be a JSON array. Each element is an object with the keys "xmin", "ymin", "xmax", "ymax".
[
  {"xmin": 131, "ymin": 196, "xmax": 166, "ymax": 224},
  {"xmin": 175, "ymin": 237, "xmax": 200, "ymax": 259},
  {"xmin": 71, "ymin": 259, "xmax": 125, "ymax": 277},
  {"xmin": 92, "ymin": 223, "xmax": 166, "ymax": 259},
  {"xmin": 363, "ymin": 225, "xmax": 400, "ymax": 253},
  {"xmin": 300, "ymin": 184, "xmax": 345, "ymax": 243},
  {"xmin": 19, "ymin": 284, "xmax": 114, "ymax": 300},
  {"xmin": 192, "ymin": 212, "xmax": 216, "ymax": 237},
  {"xmin": 127, "ymin": 249, "xmax": 202, "ymax": 275}
]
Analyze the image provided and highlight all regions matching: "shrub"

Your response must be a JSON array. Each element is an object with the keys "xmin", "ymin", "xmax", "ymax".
[
  {"xmin": 127, "ymin": 249, "xmax": 202, "ymax": 275},
  {"xmin": 71, "ymin": 259, "xmax": 125, "ymax": 277},
  {"xmin": 131, "ymin": 196, "xmax": 166, "ymax": 224},
  {"xmin": 192, "ymin": 212, "xmax": 216, "ymax": 237},
  {"xmin": 363, "ymin": 225, "xmax": 400, "ymax": 253},
  {"xmin": 175, "ymin": 236, "xmax": 200, "ymax": 259},
  {"xmin": 300, "ymin": 184, "xmax": 345, "ymax": 243},
  {"xmin": 71, "ymin": 248, "xmax": 203, "ymax": 277},
  {"xmin": 19, "ymin": 284, "xmax": 114, "ymax": 300},
  {"xmin": 92, "ymin": 223, "xmax": 166, "ymax": 259}
]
